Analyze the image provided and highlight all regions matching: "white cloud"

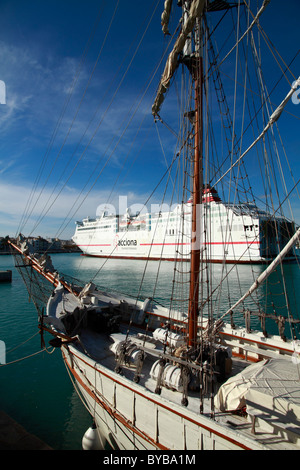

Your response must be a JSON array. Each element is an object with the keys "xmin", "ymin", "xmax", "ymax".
[
  {"xmin": 0, "ymin": 181, "xmax": 101, "ymax": 237},
  {"xmin": 0, "ymin": 159, "xmax": 15, "ymax": 175},
  {"xmin": 0, "ymin": 38, "xmax": 175, "ymax": 239},
  {"xmin": 0, "ymin": 41, "xmax": 92, "ymax": 139},
  {"xmin": 0, "ymin": 180, "xmax": 155, "ymax": 238},
  {"xmin": 0, "ymin": 37, "xmax": 154, "ymax": 180}
]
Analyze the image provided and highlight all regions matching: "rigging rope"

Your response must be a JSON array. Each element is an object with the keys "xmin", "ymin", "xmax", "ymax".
[
  {"xmin": 5, "ymin": 330, "xmax": 40, "ymax": 354},
  {"xmin": 38, "ymin": 0, "xmax": 164, "ymax": 244},
  {"xmin": 0, "ymin": 346, "xmax": 55, "ymax": 367},
  {"xmin": 216, "ymin": 0, "xmax": 271, "ymax": 72},
  {"xmin": 220, "ymin": 226, "xmax": 300, "ymax": 322},
  {"xmin": 17, "ymin": 1, "xmax": 109, "ymax": 236},
  {"xmin": 28, "ymin": 0, "xmax": 121, "ymax": 237},
  {"xmin": 214, "ymin": 77, "xmax": 300, "ymax": 187},
  {"xmin": 243, "ymin": 0, "xmax": 298, "ymax": 84}
]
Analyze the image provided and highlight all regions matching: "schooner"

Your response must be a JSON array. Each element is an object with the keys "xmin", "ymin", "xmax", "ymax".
[{"xmin": 9, "ymin": 0, "xmax": 300, "ymax": 450}]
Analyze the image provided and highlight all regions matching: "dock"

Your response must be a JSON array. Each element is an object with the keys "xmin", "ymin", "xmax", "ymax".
[
  {"xmin": 0, "ymin": 270, "xmax": 12, "ymax": 283},
  {"xmin": 0, "ymin": 411, "xmax": 52, "ymax": 450}
]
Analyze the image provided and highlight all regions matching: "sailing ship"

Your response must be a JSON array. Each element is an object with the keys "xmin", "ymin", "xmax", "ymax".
[{"xmin": 9, "ymin": 0, "xmax": 300, "ymax": 450}]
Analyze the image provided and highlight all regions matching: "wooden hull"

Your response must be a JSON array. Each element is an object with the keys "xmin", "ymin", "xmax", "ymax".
[{"xmin": 62, "ymin": 344, "xmax": 268, "ymax": 451}]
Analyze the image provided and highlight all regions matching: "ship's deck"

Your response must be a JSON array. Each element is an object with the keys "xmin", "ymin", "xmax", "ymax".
[{"xmin": 74, "ymin": 324, "xmax": 300, "ymax": 451}]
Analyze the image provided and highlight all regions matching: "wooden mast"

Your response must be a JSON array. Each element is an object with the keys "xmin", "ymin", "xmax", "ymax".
[
  {"xmin": 188, "ymin": 14, "xmax": 203, "ymax": 347},
  {"xmin": 151, "ymin": 0, "xmax": 207, "ymax": 347}
]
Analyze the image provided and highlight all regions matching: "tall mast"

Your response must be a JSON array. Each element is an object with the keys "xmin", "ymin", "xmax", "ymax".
[
  {"xmin": 186, "ymin": 4, "xmax": 203, "ymax": 348},
  {"xmin": 188, "ymin": 48, "xmax": 203, "ymax": 347},
  {"xmin": 151, "ymin": 0, "xmax": 207, "ymax": 346}
]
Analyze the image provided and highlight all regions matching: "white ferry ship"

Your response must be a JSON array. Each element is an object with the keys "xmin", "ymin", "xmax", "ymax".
[{"xmin": 72, "ymin": 187, "xmax": 295, "ymax": 263}]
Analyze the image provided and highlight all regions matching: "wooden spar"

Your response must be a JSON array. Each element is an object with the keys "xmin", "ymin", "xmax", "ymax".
[
  {"xmin": 219, "ymin": 226, "xmax": 300, "ymax": 322},
  {"xmin": 188, "ymin": 28, "xmax": 203, "ymax": 347},
  {"xmin": 7, "ymin": 239, "xmax": 77, "ymax": 296}
]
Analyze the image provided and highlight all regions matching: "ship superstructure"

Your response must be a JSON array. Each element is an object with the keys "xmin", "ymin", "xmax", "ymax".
[{"xmin": 73, "ymin": 187, "xmax": 295, "ymax": 263}]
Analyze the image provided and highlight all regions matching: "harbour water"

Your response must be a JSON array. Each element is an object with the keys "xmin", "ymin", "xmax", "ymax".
[{"xmin": 0, "ymin": 252, "xmax": 299, "ymax": 449}]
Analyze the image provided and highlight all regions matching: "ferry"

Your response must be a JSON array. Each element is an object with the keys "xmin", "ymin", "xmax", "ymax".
[{"xmin": 72, "ymin": 188, "xmax": 296, "ymax": 263}]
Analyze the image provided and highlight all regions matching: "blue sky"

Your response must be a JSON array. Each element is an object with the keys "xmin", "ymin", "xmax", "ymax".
[{"xmin": 0, "ymin": 0, "xmax": 299, "ymax": 239}]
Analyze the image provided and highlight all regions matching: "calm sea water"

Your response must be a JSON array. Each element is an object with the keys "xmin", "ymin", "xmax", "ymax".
[{"xmin": 0, "ymin": 252, "xmax": 299, "ymax": 449}]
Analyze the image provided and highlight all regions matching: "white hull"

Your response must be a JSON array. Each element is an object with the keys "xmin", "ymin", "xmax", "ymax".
[
  {"xmin": 10, "ymin": 238, "xmax": 300, "ymax": 451},
  {"xmin": 8, "ymin": 0, "xmax": 300, "ymax": 453},
  {"xmin": 74, "ymin": 230, "xmax": 263, "ymax": 263},
  {"xmin": 73, "ymin": 195, "xmax": 295, "ymax": 263},
  {"xmin": 62, "ymin": 326, "xmax": 300, "ymax": 451},
  {"xmin": 62, "ymin": 344, "xmax": 266, "ymax": 450}
]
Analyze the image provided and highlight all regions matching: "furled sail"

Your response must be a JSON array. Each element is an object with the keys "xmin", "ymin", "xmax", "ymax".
[
  {"xmin": 152, "ymin": 0, "xmax": 206, "ymax": 117},
  {"xmin": 161, "ymin": 0, "xmax": 173, "ymax": 35}
]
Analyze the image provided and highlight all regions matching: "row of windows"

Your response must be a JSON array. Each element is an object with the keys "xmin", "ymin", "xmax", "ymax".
[
  {"xmin": 77, "ymin": 224, "xmax": 116, "ymax": 231},
  {"xmin": 77, "ymin": 219, "xmax": 260, "ymax": 234}
]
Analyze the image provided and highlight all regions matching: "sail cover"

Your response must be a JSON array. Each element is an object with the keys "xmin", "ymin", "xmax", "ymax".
[
  {"xmin": 152, "ymin": 0, "xmax": 206, "ymax": 117},
  {"xmin": 161, "ymin": 0, "xmax": 173, "ymax": 35},
  {"xmin": 215, "ymin": 358, "xmax": 300, "ymax": 432}
]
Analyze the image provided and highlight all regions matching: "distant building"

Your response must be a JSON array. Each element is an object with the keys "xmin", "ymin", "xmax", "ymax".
[
  {"xmin": 0, "ymin": 237, "xmax": 11, "ymax": 254},
  {"xmin": 0, "ymin": 235, "xmax": 81, "ymax": 254},
  {"xmin": 46, "ymin": 238, "xmax": 63, "ymax": 252},
  {"xmin": 28, "ymin": 236, "xmax": 50, "ymax": 253}
]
